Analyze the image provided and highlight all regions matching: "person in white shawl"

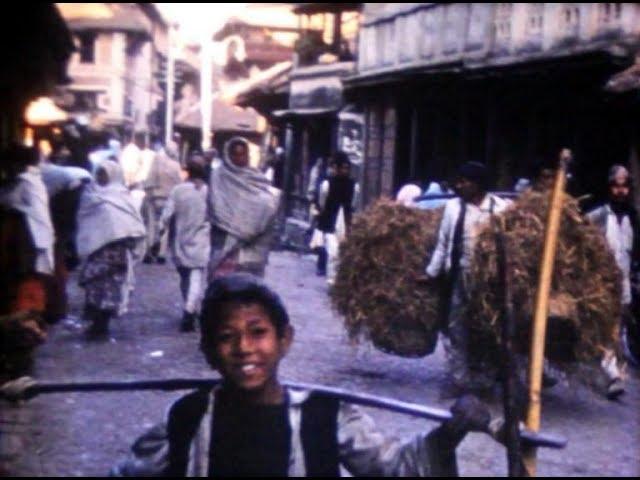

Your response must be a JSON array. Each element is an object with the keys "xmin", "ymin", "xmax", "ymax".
[
  {"xmin": 208, "ymin": 137, "xmax": 281, "ymax": 279},
  {"xmin": 76, "ymin": 160, "xmax": 146, "ymax": 337},
  {"xmin": 159, "ymin": 157, "xmax": 211, "ymax": 332},
  {"xmin": 0, "ymin": 148, "xmax": 55, "ymax": 276}
]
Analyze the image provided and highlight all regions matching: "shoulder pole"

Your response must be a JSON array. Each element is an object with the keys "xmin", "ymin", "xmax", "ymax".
[{"xmin": 522, "ymin": 148, "xmax": 572, "ymax": 476}]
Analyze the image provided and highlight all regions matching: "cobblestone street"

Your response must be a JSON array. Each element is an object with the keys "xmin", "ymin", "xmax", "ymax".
[{"xmin": 1, "ymin": 251, "xmax": 639, "ymax": 476}]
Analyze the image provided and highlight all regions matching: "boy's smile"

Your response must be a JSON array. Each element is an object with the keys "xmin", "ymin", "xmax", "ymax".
[{"xmin": 211, "ymin": 303, "xmax": 292, "ymax": 404}]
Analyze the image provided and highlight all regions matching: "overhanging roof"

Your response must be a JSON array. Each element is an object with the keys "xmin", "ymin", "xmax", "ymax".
[
  {"xmin": 273, "ymin": 107, "xmax": 337, "ymax": 118},
  {"xmin": 293, "ymin": 3, "xmax": 362, "ymax": 15}
]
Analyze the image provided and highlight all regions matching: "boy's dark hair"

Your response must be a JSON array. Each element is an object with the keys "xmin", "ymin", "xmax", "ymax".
[{"xmin": 200, "ymin": 273, "xmax": 290, "ymax": 350}]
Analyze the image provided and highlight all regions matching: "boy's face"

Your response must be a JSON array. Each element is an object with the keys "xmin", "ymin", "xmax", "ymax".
[{"xmin": 209, "ymin": 303, "xmax": 293, "ymax": 400}]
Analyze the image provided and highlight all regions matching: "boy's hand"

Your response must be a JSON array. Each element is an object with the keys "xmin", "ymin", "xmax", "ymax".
[{"xmin": 429, "ymin": 394, "xmax": 492, "ymax": 453}]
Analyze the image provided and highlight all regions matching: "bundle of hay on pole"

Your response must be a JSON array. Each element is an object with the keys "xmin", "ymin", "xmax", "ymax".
[
  {"xmin": 466, "ymin": 190, "xmax": 622, "ymax": 371},
  {"xmin": 330, "ymin": 198, "xmax": 443, "ymax": 357}
]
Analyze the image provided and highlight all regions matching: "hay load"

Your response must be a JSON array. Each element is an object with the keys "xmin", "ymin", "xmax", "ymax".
[
  {"xmin": 330, "ymin": 199, "xmax": 443, "ymax": 357},
  {"xmin": 466, "ymin": 190, "xmax": 622, "ymax": 369}
]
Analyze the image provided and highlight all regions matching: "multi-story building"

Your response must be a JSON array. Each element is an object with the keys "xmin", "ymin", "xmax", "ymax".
[
  {"xmin": 56, "ymin": 3, "xmax": 168, "ymax": 136},
  {"xmin": 347, "ymin": 3, "xmax": 640, "ymax": 206},
  {"xmin": 0, "ymin": 4, "xmax": 73, "ymax": 147}
]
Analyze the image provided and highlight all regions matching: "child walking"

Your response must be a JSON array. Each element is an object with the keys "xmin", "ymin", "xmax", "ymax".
[{"xmin": 159, "ymin": 158, "xmax": 211, "ymax": 332}]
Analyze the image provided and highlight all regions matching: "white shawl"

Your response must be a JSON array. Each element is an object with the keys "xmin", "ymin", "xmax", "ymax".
[
  {"xmin": 76, "ymin": 161, "xmax": 146, "ymax": 259},
  {"xmin": 209, "ymin": 137, "xmax": 281, "ymax": 242},
  {"xmin": 0, "ymin": 166, "xmax": 55, "ymax": 274}
]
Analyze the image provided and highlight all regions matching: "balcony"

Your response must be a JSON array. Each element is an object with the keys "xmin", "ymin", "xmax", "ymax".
[{"xmin": 356, "ymin": 3, "xmax": 640, "ymax": 78}]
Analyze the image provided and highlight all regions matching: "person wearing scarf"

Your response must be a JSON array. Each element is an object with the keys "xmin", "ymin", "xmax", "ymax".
[
  {"xmin": 587, "ymin": 164, "xmax": 634, "ymax": 399},
  {"xmin": 0, "ymin": 145, "xmax": 58, "ymax": 327},
  {"xmin": 76, "ymin": 160, "xmax": 146, "ymax": 338},
  {"xmin": 208, "ymin": 137, "xmax": 281, "ymax": 279}
]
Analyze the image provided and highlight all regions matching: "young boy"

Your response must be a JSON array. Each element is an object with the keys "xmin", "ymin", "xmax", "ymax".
[
  {"xmin": 113, "ymin": 274, "xmax": 491, "ymax": 477},
  {"xmin": 159, "ymin": 158, "xmax": 210, "ymax": 332}
]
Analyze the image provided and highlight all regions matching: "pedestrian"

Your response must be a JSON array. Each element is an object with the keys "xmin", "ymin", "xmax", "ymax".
[
  {"xmin": 112, "ymin": 273, "xmax": 492, "ymax": 477},
  {"xmin": 425, "ymin": 161, "xmax": 510, "ymax": 393},
  {"xmin": 40, "ymin": 148, "xmax": 93, "ymax": 320},
  {"xmin": 415, "ymin": 181, "xmax": 451, "ymax": 210},
  {"xmin": 142, "ymin": 143, "xmax": 182, "ymax": 264},
  {"xmin": 158, "ymin": 157, "xmax": 211, "ymax": 332},
  {"xmin": 119, "ymin": 132, "xmax": 146, "ymax": 189},
  {"xmin": 208, "ymin": 136, "xmax": 280, "ymax": 279},
  {"xmin": 586, "ymin": 164, "xmax": 634, "ymax": 399},
  {"xmin": 76, "ymin": 160, "xmax": 146, "ymax": 338},
  {"xmin": 395, "ymin": 181, "xmax": 423, "ymax": 207},
  {"xmin": 316, "ymin": 152, "xmax": 359, "ymax": 285},
  {"xmin": 0, "ymin": 144, "xmax": 56, "ymax": 324},
  {"xmin": 307, "ymin": 157, "xmax": 333, "ymax": 276}
]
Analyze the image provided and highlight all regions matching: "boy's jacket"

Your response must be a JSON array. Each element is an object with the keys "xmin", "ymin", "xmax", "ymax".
[{"xmin": 111, "ymin": 386, "xmax": 458, "ymax": 477}]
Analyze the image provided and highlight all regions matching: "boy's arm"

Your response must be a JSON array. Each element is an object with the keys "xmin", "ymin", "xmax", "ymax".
[{"xmin": 337, "ymin": 395, "xmax": 490, "ymax": 477}]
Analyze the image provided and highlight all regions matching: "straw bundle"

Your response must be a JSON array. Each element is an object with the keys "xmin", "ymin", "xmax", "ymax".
[
  {"xmin": 330, "ymin": 199, "xmax": 443, "ymax": 357},
  {"xmin": 466, "ymin": 190, "xmax": 621, "ymax": 369}
]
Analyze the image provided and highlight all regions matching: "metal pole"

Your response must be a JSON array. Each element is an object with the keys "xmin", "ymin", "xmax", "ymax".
[
  {"xmin": 164, "ymin": 23, "xmax": 176, "ymax": 147},
  {"xmin": 0, "ymin": 376, "xmax": 566, "ymax": 450},
  {"xmin": 522, "ymin": 149, "xmax": 572, "ymax": 476}
]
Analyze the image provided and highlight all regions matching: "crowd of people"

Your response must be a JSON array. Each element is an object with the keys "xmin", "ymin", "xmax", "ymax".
[
  {"xmin": 2, "ymin": 126, "xmax": 639, "ymax": 475},
  {"xmin": 0, "ymin": 132, "xmax": 498, "ymax": 477},
  {"xmin": 0, "ymin": 130, "xmax": 284, "ymax": 346}
]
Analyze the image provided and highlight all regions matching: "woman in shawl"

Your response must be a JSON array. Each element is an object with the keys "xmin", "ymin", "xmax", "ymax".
[
  {"xmin": 0, "ymin": 145, "xmax": 56, "ymax": 321},
  {"xmin": 76, "ymin": 160, "xmax": 146, "ymax": 337},
  {"xmin": 0, "ymin": 145, "xmax": 54, "ymax": 376},
  {"xmin": 208, "ymin": 137, "xmax": 281, "ymax": 279}
]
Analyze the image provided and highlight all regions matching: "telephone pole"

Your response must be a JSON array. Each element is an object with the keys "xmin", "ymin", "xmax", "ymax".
[
  {"xmin": 164, "ymin": 22, "xmax": 177, "ymax": 147},
  {"xmin": 200, "ymin": 31, "xmax": 213, "ymax": 151}
]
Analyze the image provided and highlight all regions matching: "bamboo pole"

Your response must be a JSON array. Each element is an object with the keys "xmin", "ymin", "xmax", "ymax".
[{"xmin": 523, "ymin": 149, "xmax": 572, "ymax": 476}]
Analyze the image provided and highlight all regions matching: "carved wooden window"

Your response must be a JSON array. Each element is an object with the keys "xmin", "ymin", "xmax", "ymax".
[
  {"xmin": 560, "ymin": 4, "xmax": 580, "ymax": 37},
  {"xmin": 493, "ymin": 3, "xmax": 513, "ymax": 47},
  {"xmin": 77, "ymin": 33, "xmax": 96, "ymax": 64},
  {"xmin": 375, "ymin": 24, "xmax": 386, "ymax": 67},
  {"xmin": 399, "ymin": 12, "xmax": 420, "ymax": 62},
  {"xmin": 398, "ymin": 15, "xmax": 411, "ymax": 62},
  {"xmin": 597, "ymin": 3, "xmax": 623, "ymax": 26},
  {"xmin": 421, "ymin": 8, "xmax": 437, "ymax": 59},
  {"xmin": 382, "ymin": 21, "xmax": 396, "ymax": 65},
  {"xmin": 360, "ymin": 27, "xmax": 374, "ymax": 69},
  {"xmin": 526, "ymin": 3, "xmax": 544, "ymax": 36},
  {"xmin": 442, "ymin": 3, "xmax": 460, "ymax": 54}
]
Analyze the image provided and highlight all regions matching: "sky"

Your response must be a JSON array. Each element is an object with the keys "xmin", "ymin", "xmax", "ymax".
[{"xmin": 156, "ymin": 3, "xmax": 249, "ymax": 42}]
